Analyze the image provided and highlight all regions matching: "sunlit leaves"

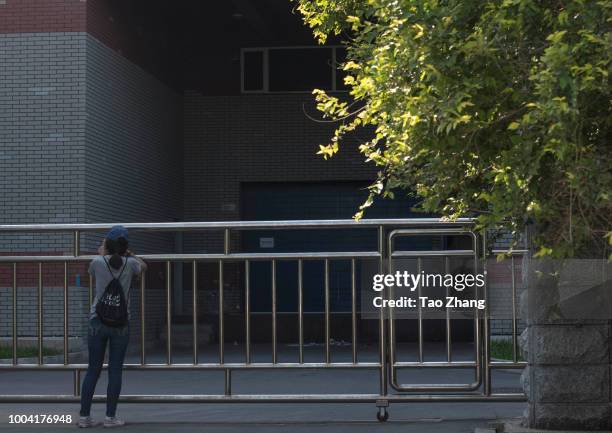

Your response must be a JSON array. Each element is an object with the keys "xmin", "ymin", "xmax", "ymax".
[{"xmin": 295, "ymin": 0, "xmax": 612, "ymax": 258}]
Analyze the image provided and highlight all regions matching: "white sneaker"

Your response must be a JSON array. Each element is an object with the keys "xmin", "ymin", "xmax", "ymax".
[
  {"xmin": 103, "ymin": 417, "xmax": 125, "ymax": 428},
  {"xmin": 77, "ymin": 416, "xmax": 96, "ymax": 428}
]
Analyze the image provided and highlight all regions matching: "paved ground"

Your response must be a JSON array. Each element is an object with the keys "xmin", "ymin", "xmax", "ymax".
[
  {"xmin": 0, "ymin": 344, "xmax": 525, "ymax": 432},
  {"xmin": 0, "ymin": 402, "xmax": 524, "ymax": 433}
]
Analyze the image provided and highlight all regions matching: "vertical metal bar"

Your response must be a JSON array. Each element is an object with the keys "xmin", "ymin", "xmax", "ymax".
[
  {"xmin": 12, "ymin": 263, "xmax": 17, "ymax": 365},
  {"xmin": 192, "ymin": 260, "xmax": 198, "ymax": 365},
  {"xmin": 511, "ymin": 255, "xmax": 518, "ymax": 363},
  {"xmin": 473, "ymin": 233, "xmax": 483, "ymax": 389},
  {"xmin": 378, "ymin": 226, "xmax": 387, "ymax": 396},
  {"xmin": 220, "ymin": 228, "xmax": 228, "ymax": 365},
  {"xmin": 218, "ymin": 260, "xmax": 224, "ymax": 364},
  {"xmin": 271, "ymin": 260, "xmax": 277, "ymax": 364},
  {"xmin": 140, "ymin": 271, "xmax": 146, "ymax": 365},
  {"xmin": 475, "ymin": 304, "xmax": 482, "ymax": 386},
  {"xmin": 245, "ymin": 260, "xmax": 251, "ymax": 364},
  {"xmin": 445, "ymin": 256, "xmax": 452, "ymax": 363},
  {"xmin": 351, "ymin": 258, "xmax": 357, "ymax": 365},
  {"xmin": 298, "ymin": 259, "xmax": 304, "ymax": 364},
  {"xmin": 481, "ymin": 232, "xmax": 491, "ymax": 396},
  {"xmin": 38, "ymin": 262, "xmax": 43, "ymax": 365},
  {"xmin": 166, "ymin": 261, "xmax": 172, "ymax": 365},
  {"xmin": 63, "ymin": 261, "xmax": 68, "ymax": 365},
  {"xmin": 417, "ymin": 257, "xmax": 423, "ymax": 363},
  {"xmin": 73, "ymin": 370, "xmax": 80, "ymax": 396},
  {"xmin": 73, "ymin": 231, "xmax": 80, "ymax": 257},
  {"xmin": 224, "ymin": 228, "xmax": 230, "ymax": 255},
  {"xmin": 224, "ymin": 369, "xmax": 232, "ymax": 396},
  {"xmin": 324, "ymin": 259, "xmax": 331, "ymax": 364},
  {"xmin": 387, "ymin": 234, "xmax": 397, "ymax": 386},
  {"xmin": 88, "ymin": 274, "xmax": 93, "ymax": 310}
]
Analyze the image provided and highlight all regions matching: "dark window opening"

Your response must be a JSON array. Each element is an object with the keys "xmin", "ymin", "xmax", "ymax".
[
  {"xmin": 269, "ymin": 48, "xmax": 332, "ymax": 92},
  {"xmin": 243, "ymin": 50, "xmax": 264, "ymax": 91}
]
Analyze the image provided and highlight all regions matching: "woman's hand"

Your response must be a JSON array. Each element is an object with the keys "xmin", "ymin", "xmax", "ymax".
[{"xmin": 130, "ymin": 252, "xmax": 148, "ymax": 273}]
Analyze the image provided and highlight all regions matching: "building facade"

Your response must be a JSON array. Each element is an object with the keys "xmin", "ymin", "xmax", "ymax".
[{"xmin": 0, "ymin": 1, "xmax": 522, "ymax": 351}]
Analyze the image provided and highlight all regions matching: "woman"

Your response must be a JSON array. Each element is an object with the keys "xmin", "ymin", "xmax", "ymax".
[{"xmin": 78, "ymin": 225, "xmax": 147, "ymax": 428}]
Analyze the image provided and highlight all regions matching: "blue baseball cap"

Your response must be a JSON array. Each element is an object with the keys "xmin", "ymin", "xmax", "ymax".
[{"xmin": 106, "ymin": 225, "xmax": 129, "ymax": 241}]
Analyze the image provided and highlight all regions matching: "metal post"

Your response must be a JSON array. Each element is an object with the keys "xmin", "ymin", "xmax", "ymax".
[
  {"xmin": 387, "ymin": 237, "xmax": 397, "ymax": 386},
  {"xmin": 298, "ymin": 259, "xmax": 304, "ymax": 364},
  {"xmin": 351, "ymin": 258, "xmax": 357, "ymax": 365},
  {"xmin": 417, "ymin": 257, "xmax": 423, "ymax": 363},
  {"xmin": 245, "ymin": 260, "xmax": 251, "ymax": 364},
  {"xmin": 218, "ymin": 260, "xmax": 224, "ymax": 364},
  {"xmin": 511, "ymin": 255, "xmax": 518, "ymax": 363},
  {"xmin": 193, "ymin": 260, "xmax": 198, "ymax": 365},
  {"xmin": 445, "ymin": 256, "xmax": 452, "ymax": 362},
  {"xmin": 481, "ymin": 232, "xmax": 491, "ymax": 395},
  {"xmin": 378, "ymin": 226, "xmax": 387, "ymax": 396},
  {"xmin": 73, "ymin": 231, "xmax": 80, "ymax": 257},
  {"xmin": 88, "ymin": 275, "xmax": 93, "ymax": 311},
  {"xmin": 63, "ymin": 261, "xmax": 68, "ymax": 365},
  {"xmin": 475, "ymin": 307, "xmax": 482, "ymax": 388},
  {"xmin": 173, "ymin": 233, "xmax": 184, "ymax": 315},
  {"xmin": 38, "ymin": 262, "xmax": 43, "ymax": 365},
  {"xmin": 224, "ymin": 369, "xmax": 232, "ymax": 396},
  {"xmin": 140, "ymin": 271, "xmax": 146, "ymax": 365},
  {"xmin": 224, "ymin": 228, "xmax": 230, "ymax": 255},
  {"xmin": 324, "ymin": 259, "xmax": 331, "ymax": 364},
  {"xmin": 221, "ymin": 228, "xmax": 229, "ymax": 364},
  {"xmin": 12, "ymin": 263, "xmax": 17, "ymax": 366},
  {"xmin": 166, "ymin": 261, "xmax": 172, "ymax": 365},
  {"xmin": 73, "ymin": 370, "xmax": 81, "ymax": 396},
  {"xmin": 272, "ymin": 260, "xmax": 277, "ymax": 364}
]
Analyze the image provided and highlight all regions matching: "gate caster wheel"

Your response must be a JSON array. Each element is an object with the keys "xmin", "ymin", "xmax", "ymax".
[{"xmin": 376, "ymin": 407, "xmax": 389, "ymax": 422}]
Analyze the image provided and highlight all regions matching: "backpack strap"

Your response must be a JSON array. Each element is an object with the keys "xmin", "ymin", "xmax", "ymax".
[
  {"xmin": 102, "ymin": 256, "xmax": 129, "ymax": 280},
  {"xmin": 117, "ymin": 256, "xmax": 129, "ymax": 279}
]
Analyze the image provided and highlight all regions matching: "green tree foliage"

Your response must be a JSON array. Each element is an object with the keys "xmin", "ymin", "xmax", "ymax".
[{"xmin": 295, "ymin": 0, "xmax": 611, "ymax": 257}]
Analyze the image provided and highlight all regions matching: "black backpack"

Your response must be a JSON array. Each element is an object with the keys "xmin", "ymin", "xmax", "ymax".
[{"xmin": 95, "ymin": 257, "xmax": 129, "ymax": 327}]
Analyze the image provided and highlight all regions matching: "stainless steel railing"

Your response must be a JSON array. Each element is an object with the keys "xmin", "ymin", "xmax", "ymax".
[
  {"xmin": 387, "ymin": 227, "xmax": 482, "ymax": 392},
  {"xmin": 0, "ymin": 218, "xmax": 526, "ymax": 420}
]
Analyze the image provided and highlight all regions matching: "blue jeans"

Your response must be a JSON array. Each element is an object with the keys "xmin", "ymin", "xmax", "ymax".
[{"xmin": 80, "ymin": 317, "xmax": 129, "ymax": 417}]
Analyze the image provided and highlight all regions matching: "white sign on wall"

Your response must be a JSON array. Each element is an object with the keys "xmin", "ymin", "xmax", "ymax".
[{"xmin": 259, "ymin": 237, "xmax": 274, "ymax": 248}]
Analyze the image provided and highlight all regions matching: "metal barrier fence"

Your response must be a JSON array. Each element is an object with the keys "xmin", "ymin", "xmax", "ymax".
[{"xmin": 0, "ymin": 219, "xmax": 526, "ymax": 421}]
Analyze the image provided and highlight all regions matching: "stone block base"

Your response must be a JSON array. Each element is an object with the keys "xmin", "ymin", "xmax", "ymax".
[{"xmin": 522, "ymin": 403, "xmax": 611, "ymax": 431}]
